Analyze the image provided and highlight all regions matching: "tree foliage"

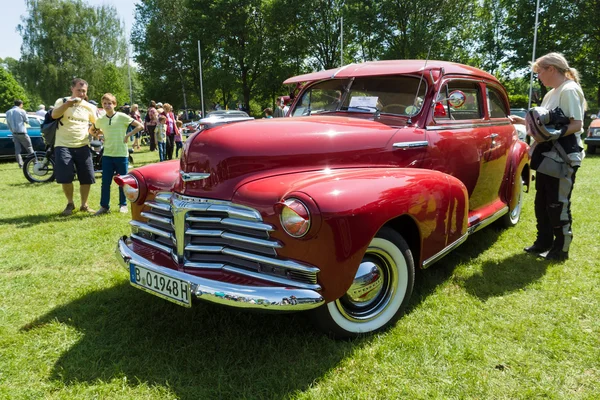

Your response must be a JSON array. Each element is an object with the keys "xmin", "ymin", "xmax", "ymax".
[
  {"xmin": 18, "ymin": 0, "xmax": 128, "ymax": 106},
  {"xmin": 11, "ymin": 0, "xmax": 600, "ymax": 115},
  {"xmin": 0, "ymin": 67, "xmax": 30, "ymax": 111}
]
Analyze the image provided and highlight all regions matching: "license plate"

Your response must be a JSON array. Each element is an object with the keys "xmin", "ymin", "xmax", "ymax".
[{"xmin": 130, "ymin": 264, "xmax": 191, "ymax": 307}]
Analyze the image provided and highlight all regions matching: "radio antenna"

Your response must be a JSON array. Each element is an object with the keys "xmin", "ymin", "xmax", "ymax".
[{"xmin": 407, "ymin": 45, "xmax": 432, "ymax": 126}]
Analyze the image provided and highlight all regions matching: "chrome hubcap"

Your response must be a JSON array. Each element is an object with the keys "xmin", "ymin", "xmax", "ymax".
[
  {"xmin": 345, "ymin": 261, "xmax": 384, "ymax": 307},
  {"xmin": 336, "ymin": 247, "xmax": 397, "ymax": 322}
]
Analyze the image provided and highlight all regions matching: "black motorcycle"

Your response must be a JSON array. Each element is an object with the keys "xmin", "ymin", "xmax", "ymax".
[{"xmin": 23, "ymin": 140, "xmax": 134, "ymax": 183}]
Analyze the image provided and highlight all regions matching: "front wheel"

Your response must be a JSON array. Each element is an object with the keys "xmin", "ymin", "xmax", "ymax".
[
  {"xmin": 23, "ymin": 152, "xmax": 55, "ymax": 183},
  {"xmin": 311, "ymin": 227, "xmax": 415, "ymax": 339}
]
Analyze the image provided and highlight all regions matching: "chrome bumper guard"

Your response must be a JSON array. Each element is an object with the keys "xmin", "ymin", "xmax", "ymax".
[{"xmin": 116, "ymin": 237, "xmax": 325, "ymax": 311}]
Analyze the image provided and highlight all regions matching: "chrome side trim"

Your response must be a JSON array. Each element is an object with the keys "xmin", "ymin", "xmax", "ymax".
[
  {"xmin": 180, "ymin": 171, "xmax": 211, "ymax": 182},
  {"xmin": 422, "ymin": 233, "xmax": 469, "ymax": 269},
  {"xmin": 117, "ymin": 237, "xmax": 324, "ymax": 311},
  {"xmin": 468, "ymin": 206, "xmax": 508, "ymax": 234},
  {"xmin": 392, "ymin": 141, "xmax": 429, "ymax": 149},
  {"xmin": 426, "ymin": 121, "xmax": 512, "ymax": 131}
]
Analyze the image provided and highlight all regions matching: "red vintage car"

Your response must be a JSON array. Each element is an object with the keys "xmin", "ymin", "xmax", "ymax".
[{"xmin": 115, "ymin": 60, "xmax": 530, "ymax": 338}]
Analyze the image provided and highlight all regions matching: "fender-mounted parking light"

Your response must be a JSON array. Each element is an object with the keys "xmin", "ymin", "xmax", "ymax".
[
  {"xmin": 114, "ymin": 174, "xmax": 139, "ymax": 202},
  {"xmin": 280, "ymin": 198, "xmax": 311, "ymax": 238}
]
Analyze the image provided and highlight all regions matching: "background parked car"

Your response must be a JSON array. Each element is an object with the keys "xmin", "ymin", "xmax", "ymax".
[
  {"xmin": 0, "ymin": 113, "xmax": 45, "ymax": 160},
  {"xmin": 586, "ymin": 113, "xmax": 600, "ymax": 154}
]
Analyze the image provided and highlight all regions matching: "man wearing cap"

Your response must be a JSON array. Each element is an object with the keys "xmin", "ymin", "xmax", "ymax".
[{"xmin": 5, "ymin": 99, "xmax": 34, "ymax": 168}]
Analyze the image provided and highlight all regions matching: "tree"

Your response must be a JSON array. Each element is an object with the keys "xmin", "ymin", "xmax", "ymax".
[
  {"xmin": 18, "ymin": 0, "xmax": 128, "ymax": 106},
  {"xmin": 0, "ymin": 67, "xmax": 30, "ymax": 111}
]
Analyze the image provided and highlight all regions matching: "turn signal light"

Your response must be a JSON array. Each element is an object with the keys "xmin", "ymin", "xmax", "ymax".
[
  {"xmin": 114, "ymin": 174, "xmax": 139, "ymax": 202},
  {"xmin": 280, "ymin": 198, "xmax": 311, "ymax": 238}
]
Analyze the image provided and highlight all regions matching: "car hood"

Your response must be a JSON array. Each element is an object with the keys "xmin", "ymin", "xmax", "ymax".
[{"xmin": 180, "ymin": 116, "xmax": 400, "ymax": 199}]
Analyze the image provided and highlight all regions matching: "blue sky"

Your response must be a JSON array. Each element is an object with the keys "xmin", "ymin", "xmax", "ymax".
[{"xmin": 1, "ymin": 0, "xmax": 137, "ymax": 60}]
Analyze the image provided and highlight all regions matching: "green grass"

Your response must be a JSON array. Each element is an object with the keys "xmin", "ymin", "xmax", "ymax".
[{"xmin": 1, "ymin": 148, "xmax": 599, "ymax": 399}]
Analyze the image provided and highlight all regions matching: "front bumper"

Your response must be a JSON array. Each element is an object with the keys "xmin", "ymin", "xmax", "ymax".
[
  {"xmin": 116, "ymin": 237, "xmax": 325, "ymax": 311},
  {"xmin": 584, "ymin": 136, "xmax": 600, "ymax": 146}
]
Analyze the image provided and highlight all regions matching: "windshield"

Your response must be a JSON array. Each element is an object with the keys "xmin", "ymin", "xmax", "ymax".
[{"xmin": 291, "ymin": 76, "xmax": 427, "ymax": 117}]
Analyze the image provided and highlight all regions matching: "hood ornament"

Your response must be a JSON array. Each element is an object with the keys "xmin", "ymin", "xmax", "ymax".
[{"xmin": 180, "ymin": 171, "xmax": 210, "ymax": 182}]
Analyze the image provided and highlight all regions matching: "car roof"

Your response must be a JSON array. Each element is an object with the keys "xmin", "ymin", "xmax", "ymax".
[{"xmin": 283, "ymin": 60, "xmax": 498, "ymax": 84}]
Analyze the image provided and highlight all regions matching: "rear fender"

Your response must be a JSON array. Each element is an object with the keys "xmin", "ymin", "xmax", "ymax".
[
  {"xmin": 502, "ymin": 139, "xmax": 530, "ymax": 210},
  {"xmin": 233, "ymin": 168, "xmax": 468, "ymax": 302}
]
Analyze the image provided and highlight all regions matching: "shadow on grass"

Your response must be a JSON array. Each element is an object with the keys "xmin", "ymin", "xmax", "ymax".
[
  {"xmin": 21, "ymin": 283, "xmax": 367, "ymax": 399},
  {"xmin": 0, "ymin": 211, "xmax": 95, "ymax": 227},
  {"xmin": 460, "ymin": 253, "xmax": 550, "ymax": 300},
  {"xmin": 412, "ymin": 225, "xmax": 550, "ymax": 303},
  {"xmin": 18, "ymin": 223, "xmax": 539, "ymax": 398}
]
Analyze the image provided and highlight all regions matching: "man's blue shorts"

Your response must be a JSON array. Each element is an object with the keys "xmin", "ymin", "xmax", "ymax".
[{"xmin": 54, "ymin": 146, "xmax": 96, "ymax": 184}]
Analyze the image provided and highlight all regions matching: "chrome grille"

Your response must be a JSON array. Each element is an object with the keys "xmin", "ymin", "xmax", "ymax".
[{"xmin": 130, "ymin": 192, "xmax": 320, "ymax": 290}]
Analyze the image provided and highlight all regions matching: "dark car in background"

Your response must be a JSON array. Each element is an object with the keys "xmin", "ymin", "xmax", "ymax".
[
  {"xmin": 586, "ymin": 113, "xmax": 600, "ymax": 154},
  {"xmin": 0, "ymin": 113, "xmax": 45, "ymax": 160}
]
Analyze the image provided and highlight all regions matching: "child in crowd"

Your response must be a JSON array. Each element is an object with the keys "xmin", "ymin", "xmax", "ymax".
[
  {"xmin": 155, "ymin": 115, "xmax": 167, "ymax": 161},
  {"xmin": 175, "ymin": 120, "xmax": 183, "ymax": 158}
]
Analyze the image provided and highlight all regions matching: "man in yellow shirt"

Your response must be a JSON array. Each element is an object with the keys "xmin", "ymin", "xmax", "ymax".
[{"xmin": 51, "ymin": 78, "xmax": 98, "ymax": 216}]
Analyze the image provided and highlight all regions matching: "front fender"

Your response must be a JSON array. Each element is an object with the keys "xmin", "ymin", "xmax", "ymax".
[{"xmin": 233, "ymin": 168, "xmax": 468, "ymax": 302}]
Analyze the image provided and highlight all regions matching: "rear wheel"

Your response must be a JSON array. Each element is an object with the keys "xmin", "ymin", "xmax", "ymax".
[
  {"xmin": 501, "ymin": 177, "xmax": 524, "ymax": 227},
  {"xmin": 23, "ymin": 152, "xmax": 55, "ymax": 183},
  {"xmin": 311, "ymin": 227, "xmax": 414, "ymax": 339}
]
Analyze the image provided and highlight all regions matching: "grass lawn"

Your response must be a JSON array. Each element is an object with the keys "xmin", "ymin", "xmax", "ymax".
[{"xmin": 1, "ymin": 147, "xmax": 599, "ymax": 399}]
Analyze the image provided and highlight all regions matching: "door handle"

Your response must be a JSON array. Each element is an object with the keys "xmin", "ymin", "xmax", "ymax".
[{"xmin": 488, "ymin": 133, "xmax": 499, "ymax": 139}]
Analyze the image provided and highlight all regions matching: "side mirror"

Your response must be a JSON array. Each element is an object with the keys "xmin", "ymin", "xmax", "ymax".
[
  {"xmin": 591, "ymin": 114, "xmax": 597, "ymax": 120},
  {"xmin": 436, "ymin": 90, "xmax": 466, "ymax": 108}
]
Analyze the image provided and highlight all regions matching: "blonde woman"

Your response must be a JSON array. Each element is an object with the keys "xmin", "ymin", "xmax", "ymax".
[
  {"xmin": 510, "ymin": 53, "xmax": 586, "ymax": 261},
  {"xmin": 92, "ymin": 93, "xmax": 144, "ymax": 215}
]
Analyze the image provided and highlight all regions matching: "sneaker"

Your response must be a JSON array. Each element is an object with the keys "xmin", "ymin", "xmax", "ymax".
[
  {"xmin": 119, "ymin": 205, "xmax": 128, "ymax": 213},
  {"xmin": 94, "ymin": 207, "xmax": 110, "ymax": 216},
  {"xmin": 80, "ymin": 205, "xmax": 96, "ymax": 214},
  {"xmin": 60, "ymin": 203, "xmax": 76, "ymax": 216}
]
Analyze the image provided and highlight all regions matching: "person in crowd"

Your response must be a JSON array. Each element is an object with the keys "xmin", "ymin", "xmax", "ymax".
[
  {"xmin": 509, "ymin": 52, "xmax": 586, "ymax": 261},
  {"xmin": 273, "ymin": 98, "xmax": 284, "ymax": 118},
  {"xmin": 273, "ymin": 97, "xmax": 290, "ymax": 118},
  {"xmin": 144, "ymin": 100, "xmax": 158, "ymax": 151},
  {"xmin": 51, "ymin": 78, "xmax": 98, "ymax": 216},
  {"xmin": 162, "ymin": 103, "xmax": 178, "ymax": 160},
  {"xmin": 92, "ymin": 93, "xmax": 143, "ymax": 215},
  {"xmin": 155, "ymin": 115, "xmax": 167, "ymax": 161},
  {"xmin": 35, "ymin": 104, "xmax": 47, "ymax": 117},
  {"xmin": 130, "ymin": 104, "xmax": 142, "ymax": 151},
  {"xmin": 156, "ymin": 102, "xmax": 164, "ymax": 114},
  {"xmin": 6, "ymin": 99, "xmax": 34, "ymax": 168},
  {"xmin": 263, "ymin": 108, "xmax": 273, "ymax": 118},
  {"xmin": 175, "ymin": 120, "xmax": 183, "ymax": 158}
]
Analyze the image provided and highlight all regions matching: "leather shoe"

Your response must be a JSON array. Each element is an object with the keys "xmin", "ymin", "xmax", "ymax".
[
  {"xmin": 524, "ymin": 244, "xmax": 551, "ymax": 254},
  {"xmin": 543, "ymin": 250, "xmax": 569, "ymax": 261}
]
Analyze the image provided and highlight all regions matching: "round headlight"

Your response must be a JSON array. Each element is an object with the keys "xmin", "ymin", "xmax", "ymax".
[
  {"xmin": 114, "ymin": 174, "xmax": 139, "ymax": 202},
  {"xmin": 280, "ymin": 198, "xmax": 311, "ymax": 238}
]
